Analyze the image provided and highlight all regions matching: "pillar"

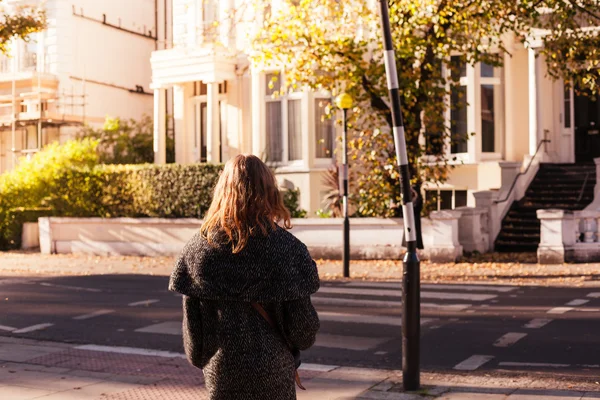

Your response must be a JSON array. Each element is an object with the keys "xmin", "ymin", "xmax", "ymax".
[
  {"xmin": 206, "ymin": 82, "xmax": 220, "ymax": 163},
  {"xmin": 251, "ymin": 69, "xmax": 264, "ymax": 157},
  {"xmin": 528, "ymin": 47, "xmax": 539, "ymax": 156},
  {"xmin": 153, "ymin": 88, "xmax": 167, "ymax": 164},
  {"xmin": 173, "ymin": 84, "xmax": 187, "ymax": 164}
]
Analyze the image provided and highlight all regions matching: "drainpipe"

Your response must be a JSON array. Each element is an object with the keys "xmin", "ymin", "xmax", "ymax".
[{"xmin": 155, "ymin": 0, "xmax": 158, "ymax": 50}]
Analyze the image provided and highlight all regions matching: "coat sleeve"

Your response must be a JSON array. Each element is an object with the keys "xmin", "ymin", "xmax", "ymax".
[
  {"xmin": 182, "ymin": 295, "xmax": 204, "ymax": 369},
  {"xmin": 281, "ymin": 297, "xmax": 320, "ymax": 351}
]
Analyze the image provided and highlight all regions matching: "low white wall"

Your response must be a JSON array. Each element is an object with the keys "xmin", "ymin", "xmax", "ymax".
[
  {"xmin": 22, "ymin": 222, "xmax": 40, "ymax": 249},
  {"xmin": 37, "ymin": 215, "xmax": 464, "ymax": 262}
]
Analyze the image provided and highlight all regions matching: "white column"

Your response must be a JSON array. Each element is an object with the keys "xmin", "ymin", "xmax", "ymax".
[
  {"xmin": 251, "ymin": 69, "xmax": 264, "ymax": 156},
  {"xmin": 206, "ymin": 82, "xmax": 220, "ymax": 163},
  {"xmin": 173, "ymin": 84, "xmax": 187, "ymax": 164},
  {"xmin": 466, "ymin": 63, "xmax": 479, "ymax": 163},
  {"xmin": 153, "ymin": 88, "xmax": 167, "ymax": 164},
  {"xmin": 528, "ymin": 47, "xmax": 538, "ymax": 156}
]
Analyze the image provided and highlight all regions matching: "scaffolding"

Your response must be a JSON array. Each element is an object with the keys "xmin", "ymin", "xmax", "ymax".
[{"xmin": 0, "ymin": 69, "xmax": 88, "ymax": 168}]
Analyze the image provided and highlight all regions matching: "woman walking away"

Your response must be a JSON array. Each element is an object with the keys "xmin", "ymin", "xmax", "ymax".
[{"xmin": 169, "ymin": 154, "xmax": 320, "ymax": 400}]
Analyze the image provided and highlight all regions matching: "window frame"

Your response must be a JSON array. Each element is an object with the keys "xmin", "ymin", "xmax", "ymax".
[{"xmin": 263, "ymin": 71, "xmax": 305, "ymax": 167}]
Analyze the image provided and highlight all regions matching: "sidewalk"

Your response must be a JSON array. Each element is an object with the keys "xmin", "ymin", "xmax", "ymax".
[
  {"xmin": 3, "ymin": 251, "xmax": 600, "ymax": 286},
  {"xmin": 1, "ymin": 336, "xmax": 599, "ymax": 399}
]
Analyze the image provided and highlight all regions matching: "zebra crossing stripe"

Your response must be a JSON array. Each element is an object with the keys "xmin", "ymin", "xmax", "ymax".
[
  {"xmin": 318, "ymin": 286, "xmax": 496, "ymax": 301},
  {"xmin": 454, "ymin": 355, "xmax": 494, "ymax": 371}
]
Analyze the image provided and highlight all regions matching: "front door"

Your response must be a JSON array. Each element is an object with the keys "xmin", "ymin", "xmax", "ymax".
[{"xmin": 575, "ymin": 91, "xmax": 600, "ymax": 163}]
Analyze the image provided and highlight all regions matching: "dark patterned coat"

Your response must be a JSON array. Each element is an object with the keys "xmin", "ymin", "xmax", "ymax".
[{"xmin": 168, "ymin": 227, "xmax": 320, "ymax": 400}]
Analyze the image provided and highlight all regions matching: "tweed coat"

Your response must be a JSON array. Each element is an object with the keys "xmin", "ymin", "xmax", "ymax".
[{"xmin": 168, "ymin": 227, "xmax": 320, "ymax": 400}]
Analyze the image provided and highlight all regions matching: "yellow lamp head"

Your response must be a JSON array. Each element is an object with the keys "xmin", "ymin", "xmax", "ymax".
[{"xmin": 335, "ymin": 93, "xmax": 353, "ymax": 110}]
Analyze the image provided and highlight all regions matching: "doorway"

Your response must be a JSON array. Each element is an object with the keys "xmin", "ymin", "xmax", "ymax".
[{"xmin": 574, "ymin": 91, "xmax": 600, "ymax": 163}]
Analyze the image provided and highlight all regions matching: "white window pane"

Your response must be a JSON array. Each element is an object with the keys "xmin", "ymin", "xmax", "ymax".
[
  {"xmin": 451, "ymin": 86, "xmax": 468, "ymax": 153},
  {"xmin": 481, "ymin": 84, "xmax": 495, "ymax": 153},
  {"xmin": 265, "ymin": 73, "xmax": 281, "ymax": 96},
  {"xmin": 288, "ymin": 99, "xmax": 302, "ymax": 161},
  {"xmin": 266, "ymin": 101, "xmax": 283, "ymax": 162},
  {"xmin": 315, "ymin": 99, "xmax": 333, "ymax": 158}
]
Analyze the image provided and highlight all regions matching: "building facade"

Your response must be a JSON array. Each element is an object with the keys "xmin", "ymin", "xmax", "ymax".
[
  {"xmin": 0, "ymin": 0, "xmax": 166, "ymax": 173},
  {"xmin": 151, "ymin": 1, "xmax": 595, "ymax": 215}
]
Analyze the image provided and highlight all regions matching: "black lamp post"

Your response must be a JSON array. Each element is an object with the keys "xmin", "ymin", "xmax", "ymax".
[
  {"xmin": 378, "ymin": 0, "xmax": 421, "ymax": 391},
  {"xmin": 335, "ymin": 93, "xmax": 353, "ymax": 279}
]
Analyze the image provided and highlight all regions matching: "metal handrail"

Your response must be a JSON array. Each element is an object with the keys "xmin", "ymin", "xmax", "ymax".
[
  {"xmin": 577, "ymin": 172, "xmax": 590, "ymax": 203},
  {"xmin": 495, "ymin": 139, "xmax": 551, "ymax": 204}
]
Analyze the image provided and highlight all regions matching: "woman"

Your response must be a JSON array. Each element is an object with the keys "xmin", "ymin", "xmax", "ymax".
[{"xmin": 169, "ymin": 154, "xmax": 320, "ymax": 400}]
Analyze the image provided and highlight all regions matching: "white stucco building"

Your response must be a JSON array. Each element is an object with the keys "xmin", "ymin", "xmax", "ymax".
[
  {"xmin": 0, "ymin": 0, "xmax": 170, "ymax": 173},
  {"xmin": 151, "ymin": 0, "xmax": 597, "ymax": 215}
]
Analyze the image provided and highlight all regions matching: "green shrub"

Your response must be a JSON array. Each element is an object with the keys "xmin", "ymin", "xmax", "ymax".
[
  {"xmin": 283, "ymin": 188, "xmax": 307, "ymax": 218},
  {"xmin": 0, "ymin": 208, "xmax": 53, "ymax": 250},
  {"xmin": 128, "ymin": 163, "xmax": 222, "ymax": 218}
]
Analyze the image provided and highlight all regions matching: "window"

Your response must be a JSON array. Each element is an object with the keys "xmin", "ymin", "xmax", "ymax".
[
  {"xmin": 564, "ymin": 85, "xmax": 572, "ymax": 129},
  {"xmin": 480, "ymin": 62, "xmax": 502, "ymax": 153},
  {"xmin": 446, "ymin": 56, "xmax": 503, "ymax": 157},
  {"xmin": 201, "ymin": 0, "xmax": 218, "ymax": 41},
  {"xmin": 23, "ymin": 126, "xmax": 38, "ymax": 150},
  {"xmin": 314, "ymin": 98, "xmax": 333, "ymax": 159},
  {"xmin": 426, "ymin": 189, "xmax": 468, "ymax": 210},
  {"xmin": 450, "ymin": 56, "xmax": 468, "ymax": 154},
  {"xmin": 288, "ymin": 99, "xmax": 302, "ymax": 160},
  {"xmin": 265, "ymin": 73, "xmax": 284, "ymax": 162},
  {"xmin": 193, "ymin": 102, "xmax": 208, "ymax": 162},
  {"xmin": 264, "ymin": 72, "xmax": 304, "ymax": 164}
]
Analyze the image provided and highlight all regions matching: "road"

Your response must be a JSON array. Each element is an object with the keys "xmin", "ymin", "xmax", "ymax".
[{"xmin": 1, "ymin": 274, "xmax": 600, "ymax": 377}]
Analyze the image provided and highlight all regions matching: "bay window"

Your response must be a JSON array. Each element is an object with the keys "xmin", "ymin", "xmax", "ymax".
[
  {"xmin": 444, "ymin": 56, "xmax": 504, "ymax": 161},
  {"xmin": 263, "ymin": 72, "xmax": 334, "ymax": 166}
]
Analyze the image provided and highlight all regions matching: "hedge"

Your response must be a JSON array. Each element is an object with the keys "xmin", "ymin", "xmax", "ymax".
[
  {"xmin": 43, "ymin": 163, "xmax": 223, "ymax": 219},
  {"xmin": 0, "ymin": 208, "xmax": 53, "ymax": 250}
]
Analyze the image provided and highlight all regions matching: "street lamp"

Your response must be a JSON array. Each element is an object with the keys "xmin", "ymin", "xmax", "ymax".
[
  {"xmin": 335, "ymin": 93, "xmax": 353, "ymax": 279},
  {"xmin": 378, "ymin": 0, "xmax": 421, "ymax": 391}
]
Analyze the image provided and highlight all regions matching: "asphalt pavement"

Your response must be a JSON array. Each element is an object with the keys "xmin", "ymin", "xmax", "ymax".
[{"xmin": 1, "ymin": 274, "xmax": 600, "ymax": 379}]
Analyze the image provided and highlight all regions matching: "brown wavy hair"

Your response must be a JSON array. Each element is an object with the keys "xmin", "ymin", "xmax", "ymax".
[{"xmin": 200, "ymin": 154, "xmax": 292, "ymax": 253}]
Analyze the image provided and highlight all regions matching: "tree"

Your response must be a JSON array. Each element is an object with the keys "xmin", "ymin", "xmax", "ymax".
[
  {"xmin": 251, "ymin": 0, "xmax": 600, "ymax": 217},
  {"xmin": 80, "ymin": 115, "xmax": 175, "ymax": 164},
  {"xmin": 0, "ymin": 1, "xmax": 46, "ymax": 53}
]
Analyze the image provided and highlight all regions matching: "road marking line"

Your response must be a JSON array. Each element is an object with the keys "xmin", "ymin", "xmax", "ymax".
[
  {"xmin": 523, "ymin": 318, "xmax": 553, "ymax": 329},
  {"xmin": 73, "ymin": 309, "xmax": 115, "ymax": 320},
  {"xmin": 587, "ymin": 292, "xmax": 600, "ymax": 298},
  {"xmin": 312, "ymin": 296, "xmax": 470, "ymax": 311},
  {"xmin": 75, "ymin": 344, "xmax": 186, "ymax": 358},
  {"xmin": 135, "ymin": 322, "xmax": 181, "ymax": 335},
  {"xmin": 318, "ymin": 287, "xmax": 400, "ymax": 297},
  {"xmin": 13, "ymin": 323, "xmax": 54, "ymax": 333},
  {"xmin": 577, "ymin": 308, "xmax": 600, "ymax": 312},
  {"xmin": 493, "ymin": 332, "xmax": 527, "ymax": 347},
  {"xmin": 453, "ymin": 355, "xmax": 494, "ymax": 371},
  {"xmin": 312, "ymin": 297, "xmax": 400, "ymax": 308},
  {"xmin": 40, "ymin": 282, "xmax": 102, "ymax": 293},
  {"xmin": 344, "ymin": 282, "xmax": 401, "ymax": 289},
  {"xmin": 422, "ymin": 303, "xmax": 471, "ymax": 311},
  {"xmin": 318, "ymin": 311, "xmax": 435, "ymax": 327},
  {"xmin": 566, "ymin": 299, "xmax": 589, "ymax": 306},
  {"xmin": 344, "ymin": 282, "xmax": 517, "ymax": 293},
  {"xmin": 318, "ymin": 287, "xmax": 496, "ymax": 301},
  {"xmin": 315, "ymin": 333, "xmax": 392, "ymax": 351},
  {"xmin": 375, "ymin": 351, "xmax": 388, "ymax": 355},
  {"xmin": 424, "ymin": 292, "xmax": 496, "ymax": 301},
  {"xmin": 547, "ymin": 307, "xmax": 573, "ymax": 314},
  {"xmin": 422, "ymin": 284, "xmax": 516, "ymax": 293},
  {"xmin": 128, "ymin": 299, "xmax": 160, "ymax": 307},
  {"xmin": 299, "ymin": 363, "xmax": 338, "ymax": 372},
  {"xmin": 499, "ymin": 362, "xmax": 570, "ymax": 368},
  {"xmin": 0, "ymin": 325, "xmax": 16, "ymax": 331}
]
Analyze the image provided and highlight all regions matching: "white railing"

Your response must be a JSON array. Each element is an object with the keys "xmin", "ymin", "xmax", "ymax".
[{"xmin": 538, "ymin": 209, "xmax": 600, "ymax": 263}]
